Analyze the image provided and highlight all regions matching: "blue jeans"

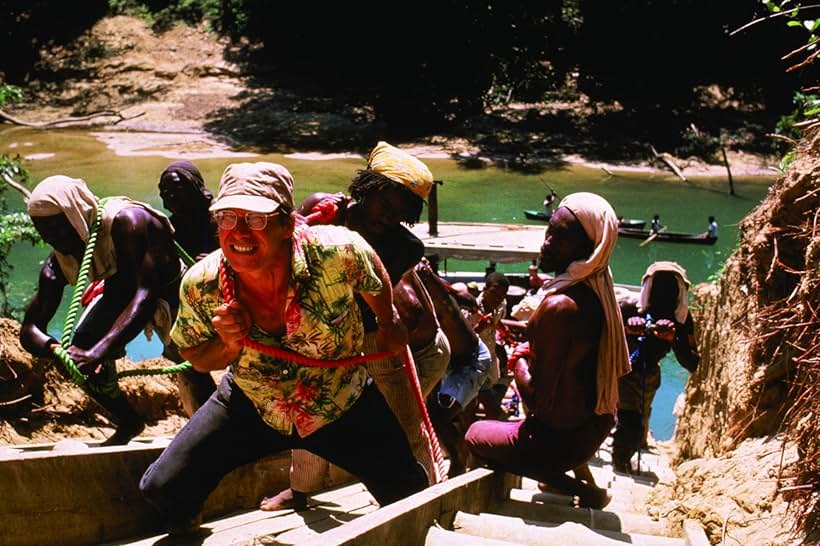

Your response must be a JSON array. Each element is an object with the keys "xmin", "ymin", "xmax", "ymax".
[
  {"xmin": 438, "ymin": 338, "xmax": 491, "ymax": 408},
  {"xmin": 140, "ymin": 372, "xmax": 426, "ymax": 527}
]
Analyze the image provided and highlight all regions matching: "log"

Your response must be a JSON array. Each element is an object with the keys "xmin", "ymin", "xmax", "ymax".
[
  {"xmin": 650, "ymin": 145, "xmax": 687, "ymax": 181},
  {"xmin": 0, "ymin": 108, "xmax": 144, "ymax": 128},
  {"xmin": 721, "ymin": 146, "xmax": 736, "ymax": 196}
]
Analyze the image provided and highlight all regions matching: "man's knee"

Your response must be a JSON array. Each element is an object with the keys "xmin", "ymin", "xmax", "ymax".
[{"xmin": 139, "ymin": 462, "xmax": 165, "ymax": 510}]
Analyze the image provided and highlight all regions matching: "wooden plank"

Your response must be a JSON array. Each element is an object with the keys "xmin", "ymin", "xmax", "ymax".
[
  {"xmin": 2, "ymin": 445, "xmax": 293, "ymax": 546},
  {"xmin": 455, "ymin": 512, "xmax": 683, "ymax": 546},
  {"xmin": 110, "ymin": 481, "xmax": 375, "ymax": 546},
  {"xmin": 425, "ymin": 525, "xmax": 522, "ymax": 546},
  {"xmin": 273, "ymin": 502, "xmax": 375, "ymax": 545},
  {"xmin": 410, "ymin": 222, "xmax": 544, "ymax": 264},
  {"xmin": 682, "ymin": 519, "xmax": 711, "ymax": 546},
  {"xmin": 295, "ymin": 469, "xmax": 519, "ymax": 546}
]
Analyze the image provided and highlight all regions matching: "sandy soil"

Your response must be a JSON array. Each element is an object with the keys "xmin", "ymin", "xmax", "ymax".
[{"xmin": 0, "ymin": 318, "xmax": 188, "ymax": 445}]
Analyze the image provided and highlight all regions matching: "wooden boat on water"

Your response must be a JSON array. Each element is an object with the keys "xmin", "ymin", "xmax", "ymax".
[
  {"xmin": 523, "ymin": 210, "xmax": 646, "ymax": 230},
  {"xmin": 617, "ymin": 227, "xmax": 718, "ymax": 245}
]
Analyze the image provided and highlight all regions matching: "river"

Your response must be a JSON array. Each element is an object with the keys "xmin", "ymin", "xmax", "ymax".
[{"xmin": 1, "ymin": 126, "xmax": 775, "ymax": 440}]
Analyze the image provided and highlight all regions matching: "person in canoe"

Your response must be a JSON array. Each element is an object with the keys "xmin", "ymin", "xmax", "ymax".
[
  {"xmin": 650, "ymin": 214, "xmax": 663, "ymax": 235},
  {"xmin": 706, "ymin": 216, "xmax": 718, "ymax": 239},
  {"xmin": 543, "ymin": 189, "xmax": 558, "ymax": 215}
]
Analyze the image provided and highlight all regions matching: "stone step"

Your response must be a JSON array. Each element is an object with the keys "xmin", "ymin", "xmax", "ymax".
[
  {"xmin": 425, "ymin": 525, "xmax": 523, "ymax": 546},
  {"xmin": 508, "ymin": 487, "xmax": 646, "ymax": 514},
  {"xmin": 453, "ymin": 511, "xmax": 684, "ymax": 546},
  {"xmin": 493, "ymin": 497, "xmax": 667, "ymax": 536},
  {"xmin": 518, "ymin": 476, "xmax": 654, "ymax": 505}
]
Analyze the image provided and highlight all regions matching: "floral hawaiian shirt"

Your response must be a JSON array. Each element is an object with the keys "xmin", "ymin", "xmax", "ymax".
[{"xmin": 170, "ymin": 224, "xmax": 384, "ymax": 437}]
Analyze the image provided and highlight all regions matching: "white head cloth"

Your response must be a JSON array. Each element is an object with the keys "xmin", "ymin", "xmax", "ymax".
[
  {"xmin": 638, "ymin": 261, "xmax": 690, "ymax": 323},
  {"xmin": 28, "ymin": 175, "xmax": 97, "ymax": 241},
  {"xmin": 27, "ymin": 176, "xmax": 106, "ymax": 282},
  {"xmin": 539, "ymin": 192, "xmax": 631, "ymax": 415}
]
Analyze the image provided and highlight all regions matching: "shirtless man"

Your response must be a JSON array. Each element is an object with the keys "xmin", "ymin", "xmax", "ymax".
[
  {"xmin": 20, "ymin": 176, "xmax": 186, "ymax": 445},
  {"xmin": 465, "ymin": 192, "xmax": 631, "ymax": 508},
  {"xmin": 157, "ymin": 160, "xmax": 219, "ymax": 416}
]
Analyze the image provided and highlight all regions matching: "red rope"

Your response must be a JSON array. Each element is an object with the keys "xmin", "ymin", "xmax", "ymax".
[
  {"xmin": 400, "ymin": 346, "xmax": 447, "ymax": 482},
  {"xmin": 219, "ymin": 207, "xmax": 447, "ymax": 483},
  {"xmin": 219, "ymin": 259, "xmax": 392, "ymax": 367},
  {"xmin": 303, "ymin": 199, "xmax": 338, "ymax": 225}
]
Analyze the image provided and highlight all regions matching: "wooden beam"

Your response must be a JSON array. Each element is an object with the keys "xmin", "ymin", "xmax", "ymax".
[{"xmin": 298, "ymin": 469, "xmax": 520, "ymax": 546}]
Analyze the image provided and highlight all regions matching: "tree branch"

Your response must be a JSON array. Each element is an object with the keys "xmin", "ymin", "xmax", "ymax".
[
  {"xmin": 0, "ymin": 108, "xmax": 144, "ymax": 128},
  {"xmin": 1, "ymin": 171, "xmax": 31, "ymax": 201}
]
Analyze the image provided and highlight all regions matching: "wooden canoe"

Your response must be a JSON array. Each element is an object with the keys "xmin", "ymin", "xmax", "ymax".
[
  {"xmin": 524, "ymin": 210, "xmax": 646, "ymax": 230},
  {"xmin": 618, "ymin": 227, "xmax": 718, "ymax": 245}
]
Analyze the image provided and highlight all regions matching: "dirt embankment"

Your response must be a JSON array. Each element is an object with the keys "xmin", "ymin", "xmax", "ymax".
[
  {"xmin": 648, "ymin": 131, "xmax": 820, "ymax": 545},
  {"xmin": 0, "ymin": 318, "xmax": 188, "ymax": 445}
]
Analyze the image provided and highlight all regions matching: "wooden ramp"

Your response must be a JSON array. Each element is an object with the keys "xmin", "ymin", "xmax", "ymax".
[
  {"xmin": 95, "ymin": 438, "xmax": 708, "ymax": 546},
  {"xmin": 409, "ymin": 222, "xmax": 544, "ymax": 264}
]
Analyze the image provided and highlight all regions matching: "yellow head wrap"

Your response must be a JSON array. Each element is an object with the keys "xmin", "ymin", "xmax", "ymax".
[{"xmin": 367, "ymin": 141, "xmax": 433, "ymax": 200}]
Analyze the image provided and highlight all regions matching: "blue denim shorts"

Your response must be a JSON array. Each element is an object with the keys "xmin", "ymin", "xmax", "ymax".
[{"xmin": 438, "ymin": 338, "xmax": 491, "ymax": 408}]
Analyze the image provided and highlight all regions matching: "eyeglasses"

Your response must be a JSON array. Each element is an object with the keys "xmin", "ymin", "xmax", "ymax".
[{"xmin": 214, "ymin": 210, "xmax": 277, "ymax": 231}]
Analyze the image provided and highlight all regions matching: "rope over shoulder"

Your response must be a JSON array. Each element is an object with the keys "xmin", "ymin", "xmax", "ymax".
[{"xmin": 53, "ymin": 197, "xmax": 192, "ymax": 385}]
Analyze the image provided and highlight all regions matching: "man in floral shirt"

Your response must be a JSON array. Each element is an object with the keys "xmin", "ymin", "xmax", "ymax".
[{"xmin": 140, "ymin": 162, "xmax": 426, "ymax": 535}]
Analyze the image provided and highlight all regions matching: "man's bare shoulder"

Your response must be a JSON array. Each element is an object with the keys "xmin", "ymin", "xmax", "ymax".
[
  {"xmin": 538, "ymin": 291, "xmax": 581, "ymax": 316},
  {"xmin": 532, "ymin": 284, "xmax": 603, "ymax": 325}
]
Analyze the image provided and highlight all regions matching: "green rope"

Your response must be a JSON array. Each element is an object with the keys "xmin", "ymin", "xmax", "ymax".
[
  {"xmin": 52, "ymin": 198, "xmax": 193, "ymax": 385},
  {"xmin": 173, "ymin": 239, "xmax": 196, "ymax": 267},
  {"xmin": 118, "ymin": 361, "xmax": 193, "ymax": 378}
]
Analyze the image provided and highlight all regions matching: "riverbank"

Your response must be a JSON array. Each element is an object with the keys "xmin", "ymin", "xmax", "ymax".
[{"xmin": 3, "ymin": 16, "xmax": 780, "ymax": 178}]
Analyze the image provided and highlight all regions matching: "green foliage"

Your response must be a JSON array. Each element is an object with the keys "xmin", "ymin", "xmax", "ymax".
[
  {"xmin": 0, "ymin": 156, "xmax": 42, "ymax": 319},
  {"xmin": 676, "ymin": 126, "xmax": 721, "ymax": 161},
  {"xmin": 106, "ymin": 0, "xmax": 239, "ymax": 32},
  {"xmin": 0, "ymin": 84, "xmax": 23, "ymax": 105},
  {"xmin": 761, "ymin": 2, "xmax": 820, "ymax": 158},
  {"xmin": 777, "ymin": 91, "xmax": 820, "ymax": 139}
]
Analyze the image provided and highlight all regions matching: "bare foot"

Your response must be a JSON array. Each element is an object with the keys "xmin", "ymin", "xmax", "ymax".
[
  {"xmin": 578, "ymin": 485, "xmax": 612, "ymax": 510},
  {"xmin": 537, "ymin": 481, "xmax": 569, "ymax": 495},
  {"xmin": 259, "ymin": 488, "xmax": 308, "ymax": 511}
]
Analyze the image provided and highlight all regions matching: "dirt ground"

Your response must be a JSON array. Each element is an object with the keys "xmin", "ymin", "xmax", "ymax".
[{"xmin": 0, "ymin": 318, "xmax": 188, "ymax": 445}]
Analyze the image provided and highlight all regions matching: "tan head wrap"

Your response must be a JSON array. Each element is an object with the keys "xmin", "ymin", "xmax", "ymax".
[
  {"xmin": 638, "ymin": 261, "xmax": 690, "ymax": 323},
  {"xmin": 28, "ymin": 175, "xmax": 97, "ymax": 241},
  {"xmin": 539, "ymin": 192, "xmax": 631, "ymax": 415},
  {"xmin": 367, "ymin": 141, "xmax": 433, "ymax": 200}
]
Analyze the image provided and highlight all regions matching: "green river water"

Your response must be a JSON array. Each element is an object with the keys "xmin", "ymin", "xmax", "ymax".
[{"xmin": 1, "ymin": 126, "xmax": 775, "ymax": 440}]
